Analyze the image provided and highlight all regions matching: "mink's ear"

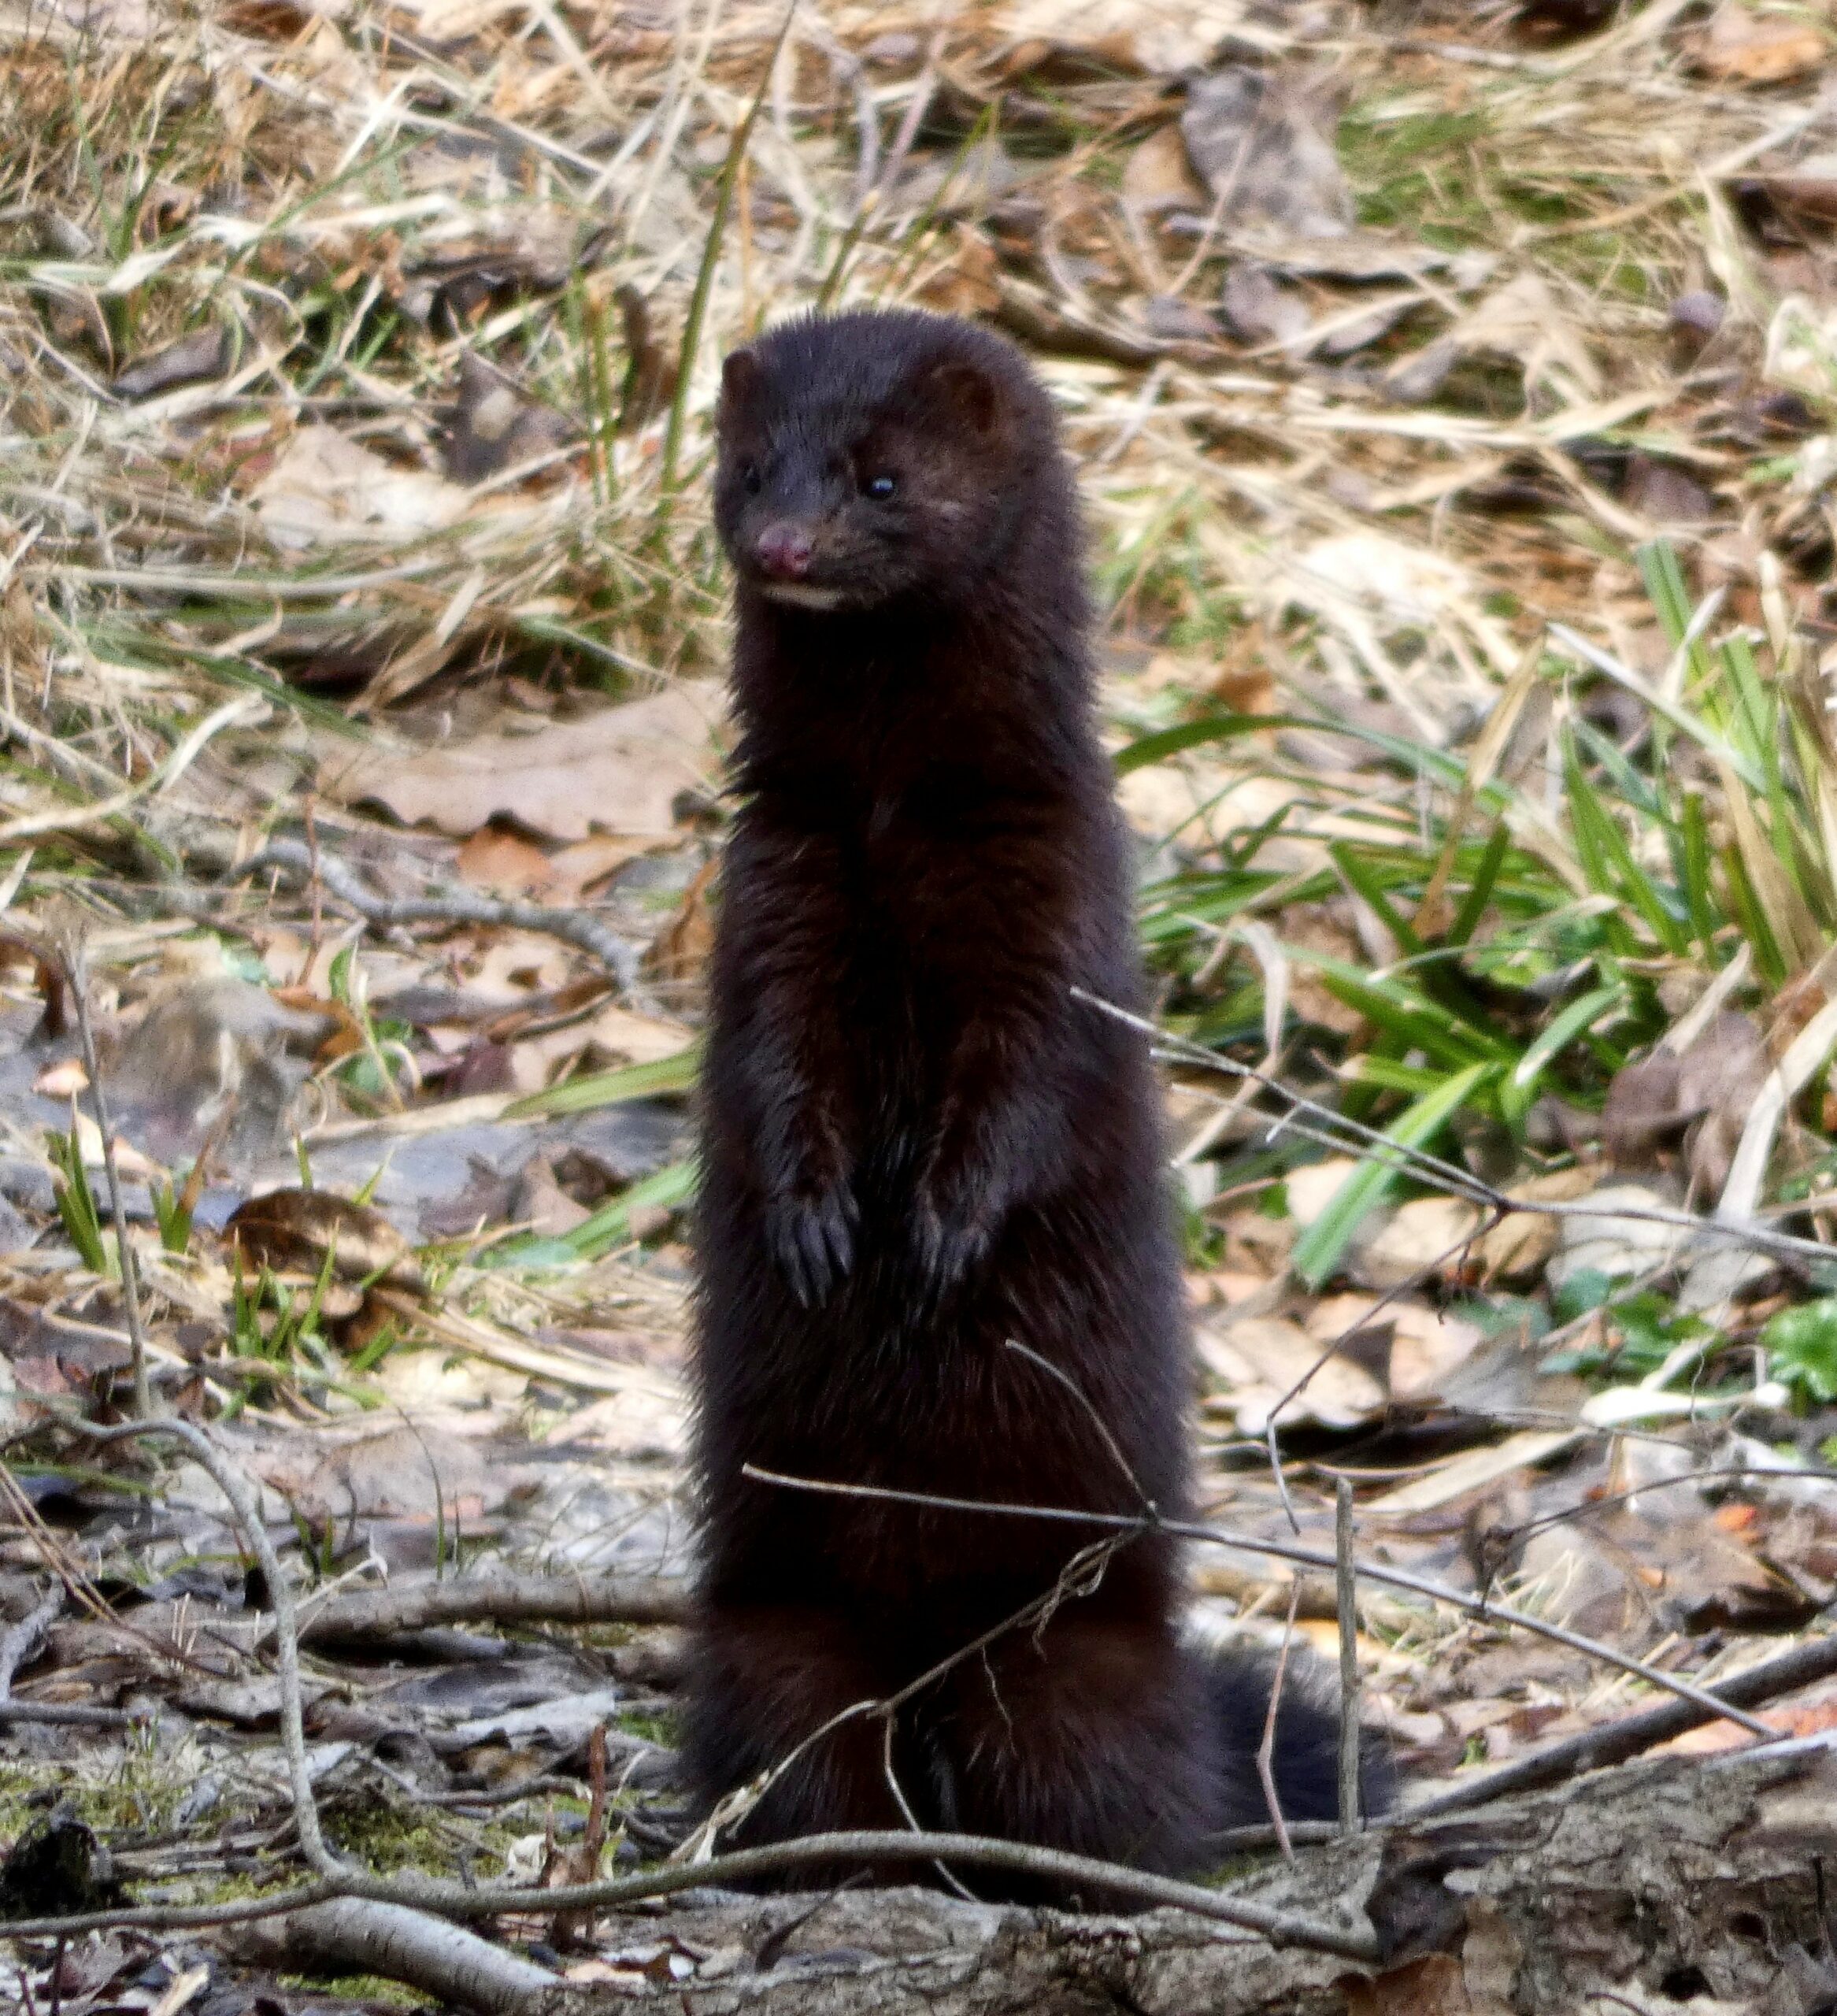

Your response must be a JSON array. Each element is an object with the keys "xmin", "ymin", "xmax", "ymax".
[
  {"xmin": 720, "ymin": 347, "xmax": 764, "ymax": 413},
  {"xmin": 920, "ymin": 358, "xmax": 1002, "ymax": 437}
]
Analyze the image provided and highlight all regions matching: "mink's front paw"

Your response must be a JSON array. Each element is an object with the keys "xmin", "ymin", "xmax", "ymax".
[
  {"xmin": 767, "ymin": 1183, "xmax": 858, "ymax": 1308},
  {"xmin": 909, "ymin": 1191, "xmax": 993, "ymax": 1306}
]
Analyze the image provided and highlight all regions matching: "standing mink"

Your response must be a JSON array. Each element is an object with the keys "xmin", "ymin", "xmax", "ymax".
[{"xmin": 687, "ymin": 307, "xmax": 1376, "ymax": 1888}]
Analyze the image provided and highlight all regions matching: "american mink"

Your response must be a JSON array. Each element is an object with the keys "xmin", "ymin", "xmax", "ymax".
[{"xmin": 687, "ymin": 307, "xmax": 1377, "ymax": 1891}]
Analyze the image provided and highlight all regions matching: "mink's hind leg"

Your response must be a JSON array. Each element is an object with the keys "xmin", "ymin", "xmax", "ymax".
[
  {"xmin": 935, "ymin": 1610, "xmax": 1216, "ymax": 1897},
  {"xmin": 683, "ymin": 1603, "xmax": 907, "ymax": 1873}
]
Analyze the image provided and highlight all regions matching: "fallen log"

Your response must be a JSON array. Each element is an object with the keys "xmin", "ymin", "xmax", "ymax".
[{"xmin": 531, "ymin": 1736, "xmax": 1837, "ymax": 2016}]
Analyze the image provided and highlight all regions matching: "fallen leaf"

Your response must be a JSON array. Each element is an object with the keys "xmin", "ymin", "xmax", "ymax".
[
  {"xmin": 1120, "ymin": 124, "xmax": 1206, "ymax": 215},
  {"xmin": 1345, "ymin": 1953, "xmax": 1470, "ymax": 2016},
  {"xmin": 454, "ymin": 825, "xmax": 660, "ymax": 899},
  {"xmin": 1181, "ymin": 68, "xmax": 1352, "ymax": 241},
  {"xmin": 325, "ymin": 684, "xmax": 724, "ymax": 842},
  {"xmin": 646, "ymin": 857, "xmax": 718, "ymax": 993},
  {"xmin": 1604, "ymin": 1012, "xmax": 1768, "ymax": 1199},
  {"xmin": 507, "ymin": 999, "xmax": 696, "ymax": 1085},
  {"xmin": 556, "ymin": 1380, "xmax": 689, "ymax": 1459},
  {"xmin": 1757, "ymin": 152, "xmax": 1837, "ymax": 227},
  {"xmin": 1198, "ymin": 1312, "xmax": 1386, "ymax": 1431},
  {"xmin": 1355, "ymin": 1195, "xmax": 1483, "ymax": 1292},
  {"xmin": 1307, "ymin": 1293, "xmax": 1486, "ymax": 1403},
  {"xmin": 252, "ymin": 426, "xmax": 471, "ymax": 549},
  {"xmin": 106, "ymin": 974, "xmax": 325, "ymax": 1167},
  {"xmin": 1660, "ymin": 1686, "xmax": 1837, "ymax": 1755},
  {"xmin": 1677, "ymin": 1010, "xmax": 1770, "ymax": 1198},
  {"xmin": 1603, "ymin": 1048, "xmax": 1685, "ymax": 1166},
  {"xmin": 1623, "ymin": 454, "xmax": 1718, "ymax": 525},
  {"xmin": 1697, "ymin": 2, "xmax": 1828, "ymax": 82},
  {"xmin": 1220, "ymin": 263, "xmax": 1312, "ymax": 346},
  {"xmin": 1478, "ymin": 1166, "xmax": 1599, "ymax": 1283},
  {"xmin": 455, "ymin": 826, "xmax": 562, "ymax": 895},
  {"xmin": 1440, "ymin": 269, "xmax": 1601, "ymax": 400},
  {"xmin": 1544, "ymin": 1181, "xmax": 1691, "ymax": 1293},
  {"xmin": 242, "ymin": 1421, "xmax": 504, "ymax": 1523},
  {"xmin": 997, "ymin": 0, "xmax": 1213, "ymax": 77},
  {"xmin": 113, "ymin": 325, "xmax": 233, "ymax": 401}
]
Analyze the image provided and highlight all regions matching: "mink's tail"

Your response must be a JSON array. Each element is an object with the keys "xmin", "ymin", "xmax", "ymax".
[{"xmin": 1195, "ymin": 1639, "xmax": 1395, "ymax": 1837}]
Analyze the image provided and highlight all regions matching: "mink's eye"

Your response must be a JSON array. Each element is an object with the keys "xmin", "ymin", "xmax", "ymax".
[
  {"xmin": 741, "ymin": 462, "xmax": 762, "ymax": 497},
  {"xmin": 861, "ymin": 472, "xmax": 897, "ymax": 501}
]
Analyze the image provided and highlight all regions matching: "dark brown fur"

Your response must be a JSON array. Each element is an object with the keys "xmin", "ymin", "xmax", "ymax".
[{"xmin": 687, "ymin": 309, "xmax": 1377, "ymax": 1893}]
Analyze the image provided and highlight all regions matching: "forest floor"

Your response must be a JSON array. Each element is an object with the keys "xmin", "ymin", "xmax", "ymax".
[{"xmin": 2, "ymin": 0, "xmax": 1837, "ymax": 2010}]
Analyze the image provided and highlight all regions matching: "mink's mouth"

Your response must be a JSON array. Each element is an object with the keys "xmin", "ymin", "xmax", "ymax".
[{"xmin": 758, "ymin": 581, "xmax": 850, "ymax": 611}]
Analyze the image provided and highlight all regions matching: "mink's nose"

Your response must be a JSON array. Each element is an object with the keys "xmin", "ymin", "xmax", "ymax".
[{"xmin": 755, "ymin": 523, "xmax": 815, "ymax": 580}]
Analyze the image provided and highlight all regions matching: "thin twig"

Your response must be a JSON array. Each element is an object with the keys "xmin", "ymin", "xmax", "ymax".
[
  {"xmin": 682, "ymin": 1529, "xmax": 1135, "ymax": 1859},
  {"xmin": 1335, "ymin": 1478, "xmax": 1361, "ymax": 1840},
  {"xmin": 64, "ymin": 943, "xmax": 150, "ymax": 1418},
  {"xmin": 2, "ymin": 1831, "xmax": 1380, "ymax": 1959},
  {"xmin": 741, "ymin": 1465, "xmax": 1776, "ymax": 1738},
  {"xmin": 1254, "ymin": 1584, "xmax": 1300, "ymax": 1862},
  {"xmin": 1004, "ymin": 1338, "xmax": 1153, "ymax": 1514},
  {"xmin": 1261, "ymin": 1214, "xmax": 1496, "ymax": 1534}
]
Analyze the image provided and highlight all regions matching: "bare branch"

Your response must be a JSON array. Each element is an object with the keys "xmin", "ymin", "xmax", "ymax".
[
  {"xmin": 289, "ymin": 1569, "xmax": 689, "ymax": 1648},
  {"xmin": 1334, "ymin": 1478, "xmax": 1361, "ymax": 1840},
  {"xmin": 220, "ymin": 839, "xmax": 648, "ymax": 1001}
]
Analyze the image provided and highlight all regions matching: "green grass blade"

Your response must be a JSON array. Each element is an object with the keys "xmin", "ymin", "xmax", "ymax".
[
  {"xmin": 565, "ymin": 1157, "xmax": 699, "ymax": 1258},
  {"xmin": 1677, "ymin": 791, "xmax": 1720, "ymax": 957},
  {"xmin": 1511, "ymin": 981, "xmax": 1624, "ymax": 1089},
  {"xmin": 504, "ymin": 1047, "xmax": 700, "ymax": 1119},
  {"xmin": 657, "ymin": 4, "xmax": 795, "ymax": 499},
  {"xmin": 1113, "ymin": 713, "xmax": 1316, "ymax": 776},
  {"xmin": 1292, "ymin": 1064, "xmax": 1493, "ymax": 1288},
  {"xmin": 1449, "ymin": 821, "xmax": 1510, "ymax": 947}
]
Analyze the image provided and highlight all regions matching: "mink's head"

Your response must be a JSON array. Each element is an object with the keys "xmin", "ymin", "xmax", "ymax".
[{"xmin": 713, "ymin": 309, "xmax": 1062, "ymax": 614}]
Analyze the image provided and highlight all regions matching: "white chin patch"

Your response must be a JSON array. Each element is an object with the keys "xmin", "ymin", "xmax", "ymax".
[{"xmin": 761, "ymin": 581, "xmax": 847, "ymax": 611}]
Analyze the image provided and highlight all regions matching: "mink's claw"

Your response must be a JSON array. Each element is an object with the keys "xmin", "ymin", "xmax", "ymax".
[
  {"xmin": 909, "ymin": 1195, "xmax": 991, "ymax": 1306},
  {"xmin": 769, "ymin": 1185, "xmax": 857, "ymax": 1307}
]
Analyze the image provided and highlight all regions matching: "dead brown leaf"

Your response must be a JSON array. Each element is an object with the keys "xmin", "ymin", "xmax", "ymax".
[
  {"xmin": 1697, "ymin": 2, "xmax": 1830, "ymax": 82},
  {"xmin": 1180, "ymin": 68, "xmax": 1352, "ymax": 241},
  {"xmin": 455, "ymin": 825, "xmax": 658, "ymax": 899},
  {"xmin": 252, "ymin": 426, "xmax": 471, "ymax": 549},
  {"xmin": 645, "ymin": 857, "xmax": 718, "ymax": 995},
  {"xmin": 1476, "ymin": 1166, "xmax": 1599, "ymax": 1283},
  {"xmin": 113, "ymin": 324, "xmax": 233, "ymax": 402},
  {"xmin": 1198, "ymin": 1311, "xmax": 1386, "ymax": 1430},
  {"xmin": 1603, "ymin": 1010, "xmax": 1769, "ymax": 1199},
  {"xmin": 996, "ymin": 0, "xmax": 1213, "ymax": 78},
  {"xmin": 1120, "ymin": 123, "xmax": 1206, "ymax": 216},
  {"xmin": 325, "ymin": 684, "xmax": 724, "ymax": 842}
]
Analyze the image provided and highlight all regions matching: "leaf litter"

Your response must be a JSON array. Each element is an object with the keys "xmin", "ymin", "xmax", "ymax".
[{"xmin": 2, "ymin": 0, "xmax": 1837, "ymax": 2004}]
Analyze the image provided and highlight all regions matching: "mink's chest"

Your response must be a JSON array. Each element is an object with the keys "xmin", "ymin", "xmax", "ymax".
[{"xmin": 828, "ymin": 779, "xmax": 1020, "ymax": 1019}]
